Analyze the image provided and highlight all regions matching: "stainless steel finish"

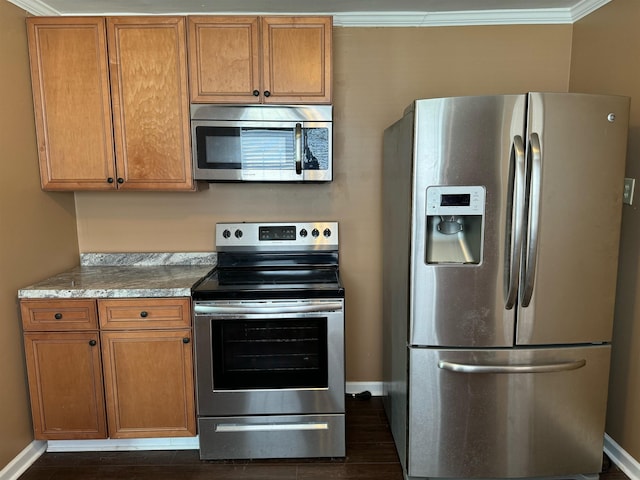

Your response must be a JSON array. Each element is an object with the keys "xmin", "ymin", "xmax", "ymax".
[
  {"xmin": 215, "ymin": 221, "xmax": 338, "ymax": 251},
  {"xmin": 516, "ymin": 93, "xmax": 629, "ymax": 345},
  {"xmin": 438, "ymin": 357, "xmax": 586, "ymax": 374},
  {"xmin": 382, "ymin": 93, "xmax": 629, "ymax": 480},
  {"xmin": 191, "ymin": 104, "xmax": 332, "ymax": 182},
  {"xmin": 521, "ymin": 132, "xmax": 542, "ymax": 308},
  {"xmin": 194, "ymin": 299, "xmax": 344, "ymax": 416},
  {"xmin": 215, "ymin": 422, "xmax": 329, "ymax": 432},
  {"xmin": 194, "ymin": 299, "xmax": 344, "ymax": 315},
  {"xmin": 505, "ymin": 135, "xmax": 526, "ymax": 309},
  {"xmin": 295, "ymin": 122, "xmax": 302, "ymax": 174},
  {"xmin": 409, "ymin": 346, "xmax": 611, "ymax": 478},
  {"xmin": 198, "ymin": 414, "xmax": 345, "ymax": 459},
  {"xmin": 409, "ymin": 95, "xmax": 525, "ymax": 347},
  {"xmin": 191, "ymin": 104, "xmax": 332, "ymax": 122}
]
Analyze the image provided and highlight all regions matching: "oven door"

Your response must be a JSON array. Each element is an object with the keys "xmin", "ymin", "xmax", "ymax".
[
  {"xmin": 191, "ymin": 120, "xmax": 332, "ymax": 182},
  {"xmin": 193, "ymin": 299, "xmax": 344, "ymax": 416}
]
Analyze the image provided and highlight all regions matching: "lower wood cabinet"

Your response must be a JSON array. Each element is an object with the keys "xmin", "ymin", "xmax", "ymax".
[
  {"xmin": 23, "ymin": 331, "xmax": 107, "ymax": 440},
  {"xmin": 101, "ymin": 329, "xmax": 195, "ymax": 438},
  {"xmin": 20, "ymin": 297, "xmax": 195, "ymax": 440}
]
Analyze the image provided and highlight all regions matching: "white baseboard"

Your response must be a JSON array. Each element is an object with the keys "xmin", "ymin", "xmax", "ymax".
[
  {"xmin": 0, "ymin": 440, "xmax": 46, "ymax": 480},
  {"xmin": 345, "ymin": 381, "xmax": 383, "ymax": 396},
  {"xmin": 47, "ymin": 436, "xmax": 199, "ymax": 452},
  {"xmin": 604, "ymin": 433, "xmax": 640, "ymax": 480}
]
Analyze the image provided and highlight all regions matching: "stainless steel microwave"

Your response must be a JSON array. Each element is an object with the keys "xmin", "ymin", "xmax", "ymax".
[{"xmin": 191, "ymin": 105, "xmax": 332, "ymax": 182}]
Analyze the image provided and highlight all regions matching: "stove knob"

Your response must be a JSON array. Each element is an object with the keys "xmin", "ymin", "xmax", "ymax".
[
  {"xmin": 300, "ymin": 229, "xmax": 308, "ymax": 237},
  {"xmin": 222, "ymin": 229, "xmax": 231, "ymax": 239},
  {"xmin": 312, "ymin": 228, "xmax": 320, "ymax": 238},
  {"xmin": 234, "ymin": 229, "xmax": 243, "ymax": 239},
  {"xmin": 323, "ymin": 228, "xmax": 332, "ymax": 237}
]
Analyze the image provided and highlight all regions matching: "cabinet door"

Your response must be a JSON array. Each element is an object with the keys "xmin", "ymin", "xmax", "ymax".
[
  {"xmin": 23, "ymin": 332, "xmax": 107, "ymax": 440},
  {"xmin": 188, "ymin": 16, "xmax": 261, "ymax": 104},
  {"xmin": 27, "ymin": 17, "xmax": 116, "ymax": 191},
  {"xmin": 101, "ymin": 329, "xmax": 196, "ymax": 438},
  {"xmin": 262, "ymin": 17, "xmax": 332, "ymax": 104},
  {"xmin": 107, "ymin": 17, "xmax": 193, "ymax": 191}
]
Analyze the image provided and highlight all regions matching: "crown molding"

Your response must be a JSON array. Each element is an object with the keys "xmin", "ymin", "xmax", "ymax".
[
  {"xmin": 7, "ymin": 0, "xmax": 610, "ymax": 26},
  {"xmin": 8, "ymin": 0, "xmax": 60, "ymax": 15}
]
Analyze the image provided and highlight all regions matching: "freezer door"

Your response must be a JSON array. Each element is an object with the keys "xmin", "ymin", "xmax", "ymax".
[
  {"xmin": 517, "ymin": 93, "xmax": 629, "ymax": 345},
  {"xmin": 407, "ymin": 345, "xmax": 611, "ymax": 479},
  {"xmin": 410, "ymin": 95, "xmax": 526, "ymax": 347}
]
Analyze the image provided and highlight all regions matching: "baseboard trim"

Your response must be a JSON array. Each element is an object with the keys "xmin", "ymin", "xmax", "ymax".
[
  {"xmin": 47, "ymin": 436, "xmax": 199, "ymax": 452},
  {"xmin": 0, "ymin": 440, "xmax": 46, "ymax": 480},
  {"xmin": 345, "ymin": 381, "xmax": 383, "ymax": 396},
  {"xmin": 604, "ymin": 433, "xmax": 640, "ymax": 480}
]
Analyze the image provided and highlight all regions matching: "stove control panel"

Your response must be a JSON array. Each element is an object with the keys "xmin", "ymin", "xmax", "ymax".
[{"xmin": 216, "ymin": 222, "xmax": 339, "ymax": 251}]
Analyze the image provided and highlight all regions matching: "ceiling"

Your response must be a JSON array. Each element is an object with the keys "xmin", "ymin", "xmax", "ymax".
[{"xmin": 7, "ymin": 0, "xmax": 611, "ymax": 26}]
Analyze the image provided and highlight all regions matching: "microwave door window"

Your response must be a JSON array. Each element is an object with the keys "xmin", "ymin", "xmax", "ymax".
[
  {"xmin": 240, "ymin": 128, "xmax": 295, "ymax": 170},
  {"xmin": 198, "ymin": 126, "xmax": 241, "ymax": 169}
]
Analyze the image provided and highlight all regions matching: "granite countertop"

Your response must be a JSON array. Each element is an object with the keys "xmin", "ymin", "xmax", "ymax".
[{"xmin": 18, "ymin": 253, "xmax": 217, "ymax": 299}]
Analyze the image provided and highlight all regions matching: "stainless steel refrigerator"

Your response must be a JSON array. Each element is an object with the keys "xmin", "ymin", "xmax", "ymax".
[{"xmin": 382, "ymin": 93, "xmax": 629, "ymax": 480}]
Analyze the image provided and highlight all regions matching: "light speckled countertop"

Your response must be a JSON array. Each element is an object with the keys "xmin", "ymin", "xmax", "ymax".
[{"xmin": 18, "ymin": 253, "xmax": 216, "ymax": 299}]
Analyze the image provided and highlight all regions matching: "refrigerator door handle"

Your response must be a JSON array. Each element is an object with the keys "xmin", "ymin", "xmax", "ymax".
[
  {"xmin": 438, "ymin": 358, "xmax": 586, "ymax": 374},
  {"xmin": 521, "ymin": 133, "xmax": 542, "ymax": 307},
  {"xmin": 505, "ymin": 135, "xmax": 526, "ymax": 309}
]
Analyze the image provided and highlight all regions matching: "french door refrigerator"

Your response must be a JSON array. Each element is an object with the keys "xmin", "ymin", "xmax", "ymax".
[{"xmin": 382, "ymin": 93, "xmax": 629, "ymax": 480}]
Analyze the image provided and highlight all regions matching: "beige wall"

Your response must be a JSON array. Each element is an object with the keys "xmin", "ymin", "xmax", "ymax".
[
  {"xmin": 570, "ymin": 0, "xmax": 640, "ymax": 461},
  {"xmin": 0, "ymin": 1, "xmax": 80, "ymax": 469},
  {"xmin": 75, "ymin": 24, "xmax": 573, "ymax": 382}
]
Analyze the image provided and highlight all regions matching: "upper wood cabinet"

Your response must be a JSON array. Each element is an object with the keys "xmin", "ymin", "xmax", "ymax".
[
  {"xmin": 27, "ymin": 18, "xmax": 115, "ymax": 190},
  {"xmin": 188, "ymin": 16, "xmax": 332, "ymax": 104},
  {"xmin": 27, "ymin": 17, "xmax": 193, "ymax": 191},
  {"xmin": 107, "ymin": 17, "xmax": 192, "ymax": 190}
]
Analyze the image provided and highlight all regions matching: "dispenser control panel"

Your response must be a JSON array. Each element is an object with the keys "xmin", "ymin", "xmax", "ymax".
[{"xmin": 426, "ymin": 186, "xmax": 485, "ymax": 215}]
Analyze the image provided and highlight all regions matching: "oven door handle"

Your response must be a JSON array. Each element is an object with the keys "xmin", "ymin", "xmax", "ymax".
[{"xmin": 194, "ymin": 302, "xmax": 343, "ymax": 315}]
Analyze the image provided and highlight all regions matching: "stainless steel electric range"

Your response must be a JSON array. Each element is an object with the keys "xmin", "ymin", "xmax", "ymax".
[{"xmin": 191, "ymin": 222, "xmax": 345, "ymax": 460}]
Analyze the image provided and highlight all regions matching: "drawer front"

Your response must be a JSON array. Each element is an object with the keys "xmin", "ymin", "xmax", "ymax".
[
  {"xmin": 21, "ymin": 299, "xmax": 98, "ymax": 331},
  {"xmin": 98, "ymin": 298, "xmax": 191, "ymax": 329}
]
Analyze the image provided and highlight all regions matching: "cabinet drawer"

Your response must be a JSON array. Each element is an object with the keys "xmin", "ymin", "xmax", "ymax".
[
  {"xmin": 21, "ymin": 299, "xmax": 98, "ymax": 331},
  {"xmin": 98, "ymin": 298, "xmax": 191, "ymax": 329}
]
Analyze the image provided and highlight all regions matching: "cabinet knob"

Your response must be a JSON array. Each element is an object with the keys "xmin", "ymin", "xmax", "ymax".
[
  {"xmin": 107, "ymin": 177, "xmax": 114, "ymax": 184},
  {"xmin": 183, "ymin": 337, "xmax": 190, "ymax": 344},
  {"xmin": 117, "ymin": 177, "xmax": 124, "ymax": 184},
  {"xmin": 89, "ymin": 340, "xmax": 97, "ymax": 346},
  {"xmin": 54, "ymin": 313, "xmax": 62, "ymax": 320},
  {"xmin": 252, "ymin": 90, "xmax": 260, "ymax": 97},
  {"xmin": 264, "ymin": 90, "xmax": 271, "ymax": 97},
  {"xmin": 140, "ymin": 311, "xmax": 148, "ymax": 318}
]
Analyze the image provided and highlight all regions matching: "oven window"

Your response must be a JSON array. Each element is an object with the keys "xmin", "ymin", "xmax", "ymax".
[{"xmin": 211, "ymin": 318, "xmax": 328, "ymax": 390}]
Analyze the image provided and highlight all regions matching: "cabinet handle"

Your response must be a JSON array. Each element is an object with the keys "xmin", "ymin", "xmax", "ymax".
[
  {"xmin": 183, "ymin": 337, "xmax": 190, "ymax": 344},
  {"xmin": 54, "ymin": 313, "xmax": 62, "ymax": 320},
  {"xmin": 140, "ymin": 311, "xmax": 148, "ymax": 318},
  {"xmin": 89, "ymin": 340, "xmax": 97, "ymax": 346},
  {"xmin": 117, "ymin": 177, "xmax": 124, "ymax": 184},
  {"xmin": 107, "ymin": 177, "xmax": 114, "ymax": 184},
  {"xmin": 264, "ymin": 90, "xmax": 271, "ymax": 97},
  {"xmin": 252, "ymin": 90, "xmax": 260, "ymax": 97}
]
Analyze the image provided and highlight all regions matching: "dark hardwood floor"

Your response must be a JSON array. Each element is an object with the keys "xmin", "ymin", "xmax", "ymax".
[{"xmin": 18, "ymin": 396, "xmax": 630, "ymax": 480}]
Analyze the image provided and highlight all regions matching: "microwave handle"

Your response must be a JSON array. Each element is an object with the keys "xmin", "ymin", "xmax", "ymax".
[{"xmin": 295, "ymin": 123, "xmax": 302, "ymax": 175}]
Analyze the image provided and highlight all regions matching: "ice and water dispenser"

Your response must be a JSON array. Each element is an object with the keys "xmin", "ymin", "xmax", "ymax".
[{"xmin": 425, "ymin": 186, "xmax": 485, "ymax": 264}]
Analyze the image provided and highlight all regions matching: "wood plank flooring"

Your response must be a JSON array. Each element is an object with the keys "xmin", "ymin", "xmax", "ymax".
[{"xmin": 18, "ymin": 396, "xmax": 630, "ymax": 480}]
